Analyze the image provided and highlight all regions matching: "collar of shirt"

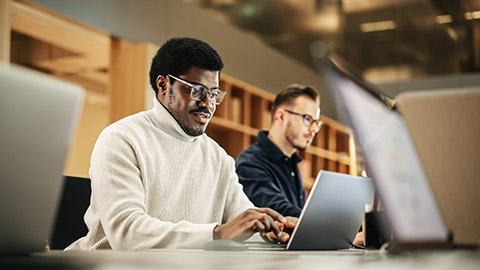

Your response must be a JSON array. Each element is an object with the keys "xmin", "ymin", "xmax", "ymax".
[
  {"xmin": 148, "ymin": 97, "xmax": 198, "ymax": 143},
  {"xmin": 257, "ymin": 130, "xmax": 302, "ymax": 164}
]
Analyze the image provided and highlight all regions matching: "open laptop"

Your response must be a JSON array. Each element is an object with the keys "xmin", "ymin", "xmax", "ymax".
[
  {"xmin": 395, "ymin": 89, "xmax": 480, "ymax": 246},
  {"xmin": 245, "ymin": 170, "xmax": 374, "ymax": 251},
  {"xmin": 314, "ymin": 52, "xmax": 451, "ymax": 251},
  {"xmin": 0, "ymin": 63, "xmax": 84, "ymax": 254}
]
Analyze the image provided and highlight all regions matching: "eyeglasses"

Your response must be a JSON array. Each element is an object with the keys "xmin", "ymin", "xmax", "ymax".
[
  {"xmin": 167, "ymin": 74, "xmax": 227, "ymax": 105},
  {"xmin": 283, "ymin": 109, "xmax": 322, "ymax": 128}
]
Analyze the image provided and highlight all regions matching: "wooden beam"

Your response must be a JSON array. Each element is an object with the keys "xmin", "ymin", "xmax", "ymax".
[
  {"xmin": 10, "ymin": 1, "xmax": 109, "ymax": 66},
  {"xmin": 109, "ymin": 38, "xmax": 150, "ymax": 123},
  {"xmin": 33, "ymin": 55, "xmax": 108, "ymax": 73},
  {"xmin": 348, "ymin": 130, "xmax": 358, "ymax": 176},
  {"xmin": 0, "ymin": 0, "xmax": 11, "ymax": 62},
  {"xmin": 56, "ymin": 71, "xmax": 109, "ymax": 93}
]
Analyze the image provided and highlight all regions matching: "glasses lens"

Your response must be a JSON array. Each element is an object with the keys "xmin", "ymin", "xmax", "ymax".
[
  {"xmin": 190, "ymin": 85, "xmax": 226, "ymax": 105},
  {"xmin": 211, "ymin": 89, "xmax": 226, "ymax": 105},
  {"xmin": 190, "ymin": 85, "xmax": 206, "ymax": 100},
  {"xmin": 303, "ymin": 115, "xmax": 313, "ymax": 126}
]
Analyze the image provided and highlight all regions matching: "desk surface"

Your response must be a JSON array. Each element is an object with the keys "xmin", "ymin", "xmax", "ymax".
[{"xmin": 1, "ymin": 248, "xmax": 479, "ymax": 270}]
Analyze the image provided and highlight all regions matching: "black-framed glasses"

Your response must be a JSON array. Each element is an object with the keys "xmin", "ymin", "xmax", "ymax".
[
  {"xmin": 167, "ymin": 74, "xmax": 227, "ymax": 105},
  {"xmin": 283, "ymin": 109, "xmax": 322, "ymax": 128}
]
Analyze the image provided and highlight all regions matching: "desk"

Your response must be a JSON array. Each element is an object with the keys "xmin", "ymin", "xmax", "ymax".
[{"xmin": 1, "ymin": 248, "xmax": 479, "ymax": 270}]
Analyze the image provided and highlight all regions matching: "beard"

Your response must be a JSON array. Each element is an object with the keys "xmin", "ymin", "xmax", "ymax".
[
  {"xmin": 166, "ymin": 92, "xmax": 206, "ymax": 137},
  {"xmin": 285, "ymin": 121, "xmax": 311, "ymax": 151}
]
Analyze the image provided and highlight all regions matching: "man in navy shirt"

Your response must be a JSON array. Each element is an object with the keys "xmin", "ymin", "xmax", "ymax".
[{"xmin": 236, "ymin": 84, "xmax": 321, "ymax": 217}]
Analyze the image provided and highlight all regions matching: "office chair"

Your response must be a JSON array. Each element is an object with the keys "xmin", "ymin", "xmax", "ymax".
[{"xmin": 50, "ymin": 176, "xmax": 91, "ymax": 250}]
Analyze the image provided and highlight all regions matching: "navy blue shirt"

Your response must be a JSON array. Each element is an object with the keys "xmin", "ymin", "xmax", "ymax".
[{"xmin": 235, "ymin": 131, "xmax": 306, "ymax": 217}]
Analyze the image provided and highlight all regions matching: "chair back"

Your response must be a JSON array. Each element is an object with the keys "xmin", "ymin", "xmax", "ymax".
[{"xmin": 50, "ymin": 176, "xmax": 91, "ymax": 250}]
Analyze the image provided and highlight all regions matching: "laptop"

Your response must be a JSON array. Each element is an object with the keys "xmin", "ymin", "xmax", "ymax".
[
  {"xmin": 0, "ymin": 63, "xmax": 84, "ymax": 254},
  {"xmin": 314, "ymin": 52, "xmax": 451, "ymax": 251},
  {"xmin": 395, "ymin": 89, "xmax": 480, "ymax": 245},
  {"xmin": 245, "ymin": 170, "xmax": 374, "ymax": 251}
]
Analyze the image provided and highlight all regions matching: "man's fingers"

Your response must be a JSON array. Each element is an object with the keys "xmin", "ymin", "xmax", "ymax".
[
  {"xmin": 266, "ymin": 231, "xmax": 290, "ymax": 243},
  {"xmin": 260, "ymin": 213, "xmax": 273, "ymax": 232},
  {"xmin": 262, "ymin": 214, "xmax": 281, "ymax": 237},
  {"xmin": 243, "ymin": 208, "xmax": 288, "ymax": 237},
  {"xmin": 256, "ymin": 208, "xmax": 286, "ymax": 223},
  {"xmin": 255, "ymin": 220, "xmax": 266, "ymax": 234},
  {"xmin": 278, "ymin": 231, "xmax": 290, "ymax": 242},
  {"xmin": 246, "ymin": 219, "xmax": 266, "ymax": 234},
  {"xmin": 284, "ymin": 217, "xmax": 298, "ymax": 228}
]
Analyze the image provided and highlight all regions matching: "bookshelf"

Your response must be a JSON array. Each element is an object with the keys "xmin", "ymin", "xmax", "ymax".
[{"xmin": 208, "ymin": 74, "xmax": 358, "ymax": 193}]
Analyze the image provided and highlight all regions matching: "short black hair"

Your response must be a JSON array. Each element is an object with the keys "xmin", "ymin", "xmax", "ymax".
[
  {"xmin": 149, "ymin": 37, "xmax": 224, "ymax": 94},
  {"xmin": 271, "ymin": 84, "xmax": 320, "ymax": 120}
]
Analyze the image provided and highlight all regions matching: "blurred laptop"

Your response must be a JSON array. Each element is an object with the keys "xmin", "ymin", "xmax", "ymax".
[
  {"xmin": 313, "ymin": 51, "xmax": 452, "ymax": 251},
  {"xmin": 246, "ymin": 171, "xmax": 374, "ymax": 251},
  {"xmin": 395, "ymin": 89, "xmax": 480, "ymax": 245},
  {"xmin": 0, "ymin": 64, "xmax": 84, "ymax": 254}
]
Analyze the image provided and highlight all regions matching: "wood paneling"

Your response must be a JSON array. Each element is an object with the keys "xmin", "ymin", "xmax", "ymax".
[
  {"xmin": 109, "ymin": 38, "xmax": 151, "ymax": 123},
  {"xmin": 0, "ymin": 0, "xmax": 11, "ymax": 62}
]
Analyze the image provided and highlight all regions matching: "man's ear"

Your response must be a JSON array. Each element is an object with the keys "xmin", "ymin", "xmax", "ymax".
[
  {"xmin": 275, "ymin": 109, "xmax": 285, "ymax": 121},
  {"xmin": 272, "ymin": 109, "xmax": 285, "ymax": 124},
  {"xmin": 156, "ymin": 75, "xmax": 168, "ymax": 95}
]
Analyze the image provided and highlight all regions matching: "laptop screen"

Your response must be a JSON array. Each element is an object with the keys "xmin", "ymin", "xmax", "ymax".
[
  {"xmin": 0, "ymin": 64, "xmax": 84, "ymax": 254},
  {"xmin": 321, "ymin": 59, "xmax": 448, "ymax": 244}
]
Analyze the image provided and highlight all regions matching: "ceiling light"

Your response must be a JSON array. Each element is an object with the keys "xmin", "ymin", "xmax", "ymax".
[
  {"xmin": 305, "ymin": 13, "xmax": 340, "ymax": 33},
  {"xmin": 465, "ymin": 11, "xmax": 480, "ymax": 20},
  {"xmin": 473, "ymin": 11, "xmax": 480, "ymax": 19},
  {"xmin": 436, "ymin": 15, "xmax": 452, "ymax": 24},
  {"xmin": 239, "ymin": 3, "xmax": 261, "ymax": 17},
  {"xmin": 359, "ymin": 20, "xmax": 396, "ymax": 33},
  {"xmin": 446, "ymin": 27, "xmax": 458, "ymax": 41}
]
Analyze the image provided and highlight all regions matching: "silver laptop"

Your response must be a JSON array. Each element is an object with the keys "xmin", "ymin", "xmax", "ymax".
[
  {"xmin": 317, "ymin": 55, "xmax": 451, "ymax": 250},
  {"xmin": 0, "ymin": 64, "xmax": 84, "ymax": 254},
  {"xmin": 246, "ymin": 170, "xmax": 374, "ymax": 251},
  {"xmin": 395, "ymin": 89, "xmax": 480, "ymax": 245}
]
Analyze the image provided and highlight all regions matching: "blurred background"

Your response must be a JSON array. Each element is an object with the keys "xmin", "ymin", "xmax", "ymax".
[
  {"xmin": 23, "ymin": 0, "xmax": 480, "ymax": 117},
  {"xmin": 4, "ymin": 0, "xmax": 480, "ymax": 177},
  {"xmin": 187, "ymin": 0, "xmax": 480, "ymax": 84}
]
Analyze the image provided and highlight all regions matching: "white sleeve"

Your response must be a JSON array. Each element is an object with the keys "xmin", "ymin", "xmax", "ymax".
[{"xmin": 89, "ymin": 129, "xmax": 216, "ymax": 250}]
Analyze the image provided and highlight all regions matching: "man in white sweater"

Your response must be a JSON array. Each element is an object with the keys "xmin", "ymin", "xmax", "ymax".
[{"xmin": 67, "ymin": 37, "xmax": 295, "ymax": 250}]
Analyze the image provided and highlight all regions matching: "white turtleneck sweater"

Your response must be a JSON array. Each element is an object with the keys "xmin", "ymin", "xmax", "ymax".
[{"xmin": 66, "ymin": 98, "xmax": 254, "ymax": 250}]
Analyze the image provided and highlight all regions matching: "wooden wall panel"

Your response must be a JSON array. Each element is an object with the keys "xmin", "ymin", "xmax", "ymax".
[
  {"xmin": 0, "ymin": 0, "xmax": 11, "ymax": 62},
  {"xmin": 109, "ymin": 38, "xmax": 149, "ymax": 123}
]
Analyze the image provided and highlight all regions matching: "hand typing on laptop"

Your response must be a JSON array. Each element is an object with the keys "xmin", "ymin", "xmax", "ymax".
[
  {"xmin": 213, "ymin": 208, "xmax": 296, "ymax": 242},
  {"xmin": 265, "ymin": 216, "xmax": 298, "ymax": 243}
]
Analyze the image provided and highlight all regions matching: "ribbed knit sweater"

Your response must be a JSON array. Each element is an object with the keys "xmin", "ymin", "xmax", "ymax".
[{"xmin": 66, "ymin": 98, "xmax": 254, "ymax": 250}]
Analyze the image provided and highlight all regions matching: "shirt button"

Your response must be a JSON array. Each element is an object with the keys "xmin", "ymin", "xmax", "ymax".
[
  {"xmin": 291, "ymin": 171, "xmax": 295, "ymax": 177},
  {"xmin": 284, "ymin": 157, "xmax": 288, "ymax": 162}
]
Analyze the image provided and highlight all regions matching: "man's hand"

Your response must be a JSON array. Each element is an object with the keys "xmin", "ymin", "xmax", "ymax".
[
  {"xmin": 213, "ymin": 208, "xmax": 287, "ymax": 241},
  {"xmin": 265, "ymin": 216, "xmax": 298, "ymax": 243},
  {"xmin": 353, "ymin": 231, "xmax": 365, "ymax": 246}
]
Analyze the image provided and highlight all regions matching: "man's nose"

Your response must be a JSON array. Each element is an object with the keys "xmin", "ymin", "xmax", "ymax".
[
  {"xmin": 309, "ymin": 123, "xmax": 320, "ymax": 133},
  {"xmin": 198, "ymin": 95, "xmax": 215, "ymax": 111}
]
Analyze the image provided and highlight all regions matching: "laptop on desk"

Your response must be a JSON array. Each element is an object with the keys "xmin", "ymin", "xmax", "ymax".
[
  {"xmin": 0, "ymin": 64, "xmax": 84, "ymax": 254},
  {"xmin": 313, "ymin": 51, "xmax": 453, "ymax": 251},
  {"xmin": 245, "ymin": 170, "xmax": 374, "ymax": 251},
  {"xmin": 395, "ymin": 89, "xmax": 480, "ymax": 246}
]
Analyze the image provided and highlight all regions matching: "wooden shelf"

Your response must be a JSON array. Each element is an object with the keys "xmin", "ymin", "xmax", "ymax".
[{"xmin": 10, "ymin": 0, "xmax": 110, "ymax": 93}]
